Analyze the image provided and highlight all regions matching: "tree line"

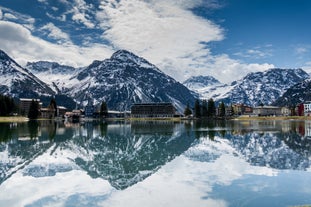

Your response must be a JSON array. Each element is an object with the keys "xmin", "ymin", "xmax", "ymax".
[
  {"xmin": 0, "ymin": 94, "xmax": 17, "ymax": 116},
  {"xmin": 184, "ymin": 98, "xmax": 227, "ymax": 118}
]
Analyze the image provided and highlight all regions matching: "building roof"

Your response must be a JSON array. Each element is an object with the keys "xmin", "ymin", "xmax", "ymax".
[
  {"xmin": 253, "ymin": 106, "xmax": 281, "ymax": 109},
  {"xmin": 132, "ymin": 103, "xmax": 173, "ymax": 106},
  {"xmin": 20, "ymin": 98, "xmax": 41, "ymax": 102}
]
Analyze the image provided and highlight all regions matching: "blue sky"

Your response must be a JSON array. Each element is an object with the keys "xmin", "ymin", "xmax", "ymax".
[{"xmin": 0, "ymin": 0, "xmax": 310, "ymax": 83}]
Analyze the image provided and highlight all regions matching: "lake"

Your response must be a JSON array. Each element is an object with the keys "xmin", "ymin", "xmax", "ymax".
[{"xmin": 0, "ymin": 120, "xmax": 311, "ymax": 207}]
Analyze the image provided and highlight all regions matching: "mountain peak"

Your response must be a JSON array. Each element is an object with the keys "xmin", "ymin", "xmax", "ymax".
[
  {"xmin": 111, "ymin": 50, "xmax": 138, "ymax": 61},
  {"xmin": 183, "ymin": 75, "xmax": 221, "ymax": 91},
  {"xmin": 109, "ymin": 49, "xmax": 160, "ymax": 72}
]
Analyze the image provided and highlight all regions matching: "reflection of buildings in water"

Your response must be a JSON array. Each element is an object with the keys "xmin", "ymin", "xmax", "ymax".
[
  {"xmin": 130, "ymin": 121, "xmax": 175, "ymax": 135},
  {"xmin": 281, "ymin": 121, "xmax": 291, "ymax": 133},
  {"xmin": 304, "ymin": 121, "xmax": 311, "ymax": 137},
  {"xmin": 287, "ymin": 120, "xmax": 311, "ymax": 137}
]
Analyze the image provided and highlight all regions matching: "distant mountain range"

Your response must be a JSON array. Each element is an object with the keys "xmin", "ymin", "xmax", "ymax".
[
  {"xmin": 1, "ymin": 48, "xmax": 311, "ymax": 110},
  {"xmin": 1, "ymin": 49, "xmax": 195, "ymax": 111},
  {"xmin": 184, "ymin": 68, "xmax": 310, "ymax": 106}
]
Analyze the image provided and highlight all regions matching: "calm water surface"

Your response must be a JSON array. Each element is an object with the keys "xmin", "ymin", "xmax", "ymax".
[{"xmin": 0, "ymin": 120, "xmax": 311, "ymax": 207}]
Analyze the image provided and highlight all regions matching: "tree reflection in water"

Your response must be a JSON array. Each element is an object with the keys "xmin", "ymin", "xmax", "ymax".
[{"xmin": 0, "ymin": 120, "xmax": 311, "ymax": 190}]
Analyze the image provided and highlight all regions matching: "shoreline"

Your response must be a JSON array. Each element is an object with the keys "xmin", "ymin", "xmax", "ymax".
[
  {"xmin": 233, "ymin": 115, "xmax": 311, "ymax": 121},
  {"xmin": 0, "ymin": 116, "xmax": 29, "ymax": 123},
  {"xmin": 1, "ymin": 116, "xmax": 311, "ymax": 123}
]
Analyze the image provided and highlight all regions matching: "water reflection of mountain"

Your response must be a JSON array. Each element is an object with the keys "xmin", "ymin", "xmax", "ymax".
[
  {"xmin": 0, "ymin": 121, "xmax": 196, "ymax": 190},
  {"xmin": 193, "ymin": 120, "xmax": 311, "ymax": 170},
  {"xmin": 227, "ymin": 132, "xmax": 311, "ymax": 170},
  {"xmin": 0, "ymin": 121, "xmax": 75, "ymax": 184},
  {"xmin": 71, "ymin": 121, "xmax": 195, "ymax": 190},
  {"xmin": 2, "ymin": 120, "xmax": 311, "ymax": 191}
]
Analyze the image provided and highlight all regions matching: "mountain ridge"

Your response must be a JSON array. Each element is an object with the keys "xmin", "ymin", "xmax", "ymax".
[
  {"xmin": 1, "ymin": 49, "xmax": 196, "ymax": 111},
  {"xmin": 191, "ymin": 68, "xmax": 309, "ymax": 106},
  {"xmin": 1, "ymin": 49, "xmax": 310, "ymax": 111}
]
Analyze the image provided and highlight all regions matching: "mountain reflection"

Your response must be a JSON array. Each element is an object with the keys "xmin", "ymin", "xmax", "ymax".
[
  {"xmin": 193, "ymin": 120, "xmax": 311, "ymax": 170},
  {"xmin": 71, "ymin": 121, "xmax": 195, "ymax": 190},
  {"xmin": 0, "ymin": 120, "xmax": 311, "ymax": 190}
]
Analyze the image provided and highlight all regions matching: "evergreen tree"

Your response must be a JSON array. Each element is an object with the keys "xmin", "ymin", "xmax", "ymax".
[
  {"xmin": 194, "ymin": 99, "xmax": 201, "ymax": 118},
  {"xmin": 49, "ymin": 98, "xmax": 57, "ymax": 116},
  {"xmin": 219, "ymin": 101, "xmax": 226, "ymax": 117},
  {"xmin": 228, "ymin": 104, "xmax": 234, "ymax": 116},
  {"xmin": 28, "ymin": 99, "xmax": 40, "ymax": 119},
  {"xmin": 202, "ymin": 100, "xmax": 208, "ymax": 117},
  {"xmin": 207, "ymin": 98, "xmax": 216, "ymax": 117},
  {"xmin": 100, "ymin": 101, "xmax": 108, "ymax": 117},
  {"xmin": 0, "ymin": 94, "xmax": 16, "ymax": 116},
  {"xmin": 184, "ymin": 103, "xmax": 192, "ymax": 117}
]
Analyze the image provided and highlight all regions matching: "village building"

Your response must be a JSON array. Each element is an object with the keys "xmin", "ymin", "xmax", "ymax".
[
  {"xmin": 57, "ymin": 106, "xmax": 68, "ymax": 117},
  {"xmin": 131, "ymin": 103, "xmax": 176, "ymax": 118},
  {"xmin": 297, "ymin": 103, "xmax": 305, "ymax": 116},
  {"xmin": 281, "ymin": 107, "xmax": 291, "ymax": 116},
  {"xmin": 40, "ymin": 107, "xmax": 55, "ymax": 119},
  {"xmin": 303, "ymin": 101, "xmax": 311, "ymax": 116},
  {"xmin": 107, "ymin": 110, "xmax": 130, "ymax": 118},
  {"xmin": 253, "ymin": 106, "xmax": 282, "ymax": 116},
  {"xmin": 19, "ymin": 98, "xmax": 42, "ymax": 115},
  {"xmin": 65, "ymin": 109, "xmax": 83, "ymax": 121},
  {"xmin": 84, "ymin": 103, "xmax": 95, "ymax": 117},
  {"xmin": 232, "ymin": 104, "xmax": 253, "ymax": 115}
]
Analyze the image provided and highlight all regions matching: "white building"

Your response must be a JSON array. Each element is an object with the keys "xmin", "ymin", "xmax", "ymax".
[
  {"xmin": 304, "ymin": 101, "xmax": 311, "ymax": 116},
  {"xmin": 253, "ymin": 106, "xmax": 282, "ymax": 116}
]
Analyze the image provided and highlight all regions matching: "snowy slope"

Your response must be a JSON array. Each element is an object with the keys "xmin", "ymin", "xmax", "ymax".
[
  {"xmin": 26, "ymin": 61, "xmax": 77, "ymax": 93},
  {"xmin": 183, "ymin": 75, "xmax": 221, "ymax": 91},
  {"xmin": 196, "ymin": 68, "xmax": 309, "ymax": 106},
  {"xmin": 0, "ymin": 50, "xmax": 55, "ymax": 98},
  {"xmin": 65, "ymin": 50, "xmax": 196, "ymax": 111},
  {"xmin": 273, "ymin": 78, "xmax": 311, "ymax": 106}
]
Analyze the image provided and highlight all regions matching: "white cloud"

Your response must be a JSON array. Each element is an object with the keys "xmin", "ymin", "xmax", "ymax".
[
  {"xmin": 0, "ymin": 1, "xmax": 274, "ymax": 84},
  {"xmin": 206, "ymin": 54, "xmax": 274, "ymax": 83},
  {"xmin": 0, "ymin": 8, "xmax": 3, "ymax": 19},
  {"xmin": 40, "ymin": 22, "xmax": 71, "ymax": 43},
  {"xmin": 95, "ymin": 0, "xmax": 271, "ymax": 83},
  {"xmin": 295, "ymin": 47, "xmax": 308, "ymax": 54},
  {"xmin": 0, "ymin": 7, "xmax": 35, "ymax": 25},
  {"xmin": 70, "ymin": 0, "xmax": 96, "ymax": 28},
  {"xmin": 234, "ymin": 45, "xmax": 273, "ymax": 60},
  {"xmin": 4, "ymin": 13, "xmax": 19, "ymax": 20},
  {"xmin": 0, "ymin": 20, "xmax": 113, "ymax": 67},
  {"xmin": 72, "ymin": 12, "xmax": 95, "ymax": 28},
  {"xmin": 97, "ymin": 1, "xmax": 223, "ymax": 77},
  {"xmin": 46, "ymin": 12, "xmax": 67, "ymax": 22},
  {"xmin": 51, "ymin": 7, "xmax": 59, "ymax": 11}
]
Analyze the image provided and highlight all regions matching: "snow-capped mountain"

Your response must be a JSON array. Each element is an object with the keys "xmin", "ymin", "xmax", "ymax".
[
  {"xmin": 183, "ymin": 75, "xmax": 221, "ymax": 91},
  {"xmin": 65, "ymin": 50, "xmax": 196, "ymax": 111},
  {"xmin": 2, "ymin": 48, "xmax": 308, "ymax": 110},
  {"xmin": 1, "ymin": 49, "xmax": 196, "ymax": 111},
  {"xmin": 26, "ymin": 61, "xmax": 76, "ymax": 93},
  {"xmin": 273, "ymin": 79, "xmax": 311, "ymax": 106},
  {"xmin": 0, "ymin": 50, "xmax": 55, "ymax": 98},
  {"xmin": 198, "ymin": 68, "xmax": 309, "ymax": 106}
]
